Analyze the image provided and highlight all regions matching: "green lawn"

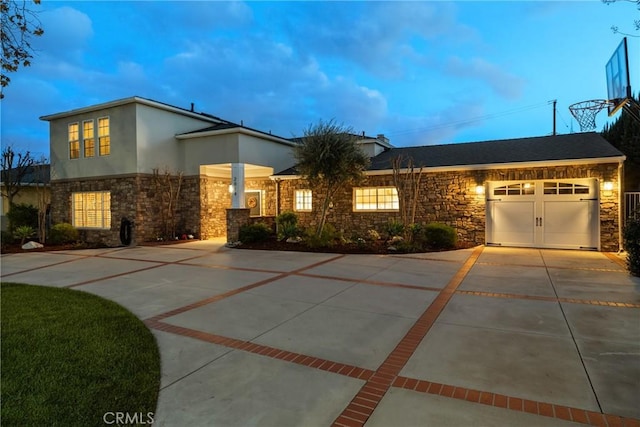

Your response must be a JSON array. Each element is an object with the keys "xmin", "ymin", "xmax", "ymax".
[{"xmin": 1, "ymin": 283, "xmax": 160, "ymax": 426}]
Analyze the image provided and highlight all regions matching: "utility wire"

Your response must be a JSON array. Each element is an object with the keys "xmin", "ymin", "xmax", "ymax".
[{"xmin": 385, "ymin": 101, "xmax": 552, "ymax": 137}]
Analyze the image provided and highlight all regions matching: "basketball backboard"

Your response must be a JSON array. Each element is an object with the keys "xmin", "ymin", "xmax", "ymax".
[{"xmin": 605, "ymin": 37, "xmax": 631, "ymax": 116}]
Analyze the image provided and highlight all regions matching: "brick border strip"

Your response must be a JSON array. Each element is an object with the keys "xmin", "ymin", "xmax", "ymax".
[
  {"xmin": 603, "ymin": 252, "xmax": 627, "ymax": 270},
  {"xmin": 332, "ymin": 245, "xmax": 485, "ymax": 427},
  {"xmin": 392, "ymin": 376, "xmax": 639, "ymax": 426},
  {"xmin": 146, "ymin": 320, "xmax": 375, "ymax": 382},
  {"xmin": 457, "ymin": 290, "xmax": 640, "ymax": 308},
  {"xmin": 146, "ymin": 254, "xmax": 345, "ymax": 323},
  {"xmin": 476, "ymin": 261, "xmax": 625, "ymax": 274}
]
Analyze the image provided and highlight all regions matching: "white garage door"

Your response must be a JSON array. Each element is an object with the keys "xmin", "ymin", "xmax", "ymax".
[{"xmin": 486, "ymin": 179, "xmax": 599, "ymax": 250}]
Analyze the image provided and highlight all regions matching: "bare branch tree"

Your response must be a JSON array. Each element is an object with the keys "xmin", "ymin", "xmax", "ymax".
[
  {"xmin": 33, "ymin": 156, "xmax": 49, "ymax": 242},
  {"xmin": 1, "ymin": 0, "xmax": 45, "ymax": 98},
  {"xmin": 392, "ymin": 154, "xmax": 424, "ymax": 240},
  {"xmin": 152, "ymin": 167, "xmax": 184, "ymax": 240},
  {"xmin": 1, "ymin": 145, "xmax": 34, "ymax": 208}
]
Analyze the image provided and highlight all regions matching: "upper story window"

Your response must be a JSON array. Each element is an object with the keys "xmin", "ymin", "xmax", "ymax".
[
  {"xmin": 83, "ymin": 120, "xmax": 95, "ymax": 157},
  {"xmin": 68, "ymin": 123, "xmax": 80, "ymax": 159},
  {"xmin": 98, "ymin": 117, "xmax": 110, "ymax": 156},
  {"xmin": 353, "ymin": 187, "xmax": 399, "ymax": 211},
  {"xmin": 294, "ymin": 189, "xmax": 312, "ymax": 212}
]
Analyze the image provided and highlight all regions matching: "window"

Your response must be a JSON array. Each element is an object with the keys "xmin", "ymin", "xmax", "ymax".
[
  {"xmin": 83, "ymin": 120, "xmax": 95, "ymax": 157},
  {"xmin": 295, "ymin": 189, "xmax": 312, "ymax": 211},
  {"xmin": 493, "ymin": 182, "xmax": 535, "ymax": 196},
  {"xmin": 72, "ymin": 192, "xmax": 111, "ymax": 229},
  {"xmin": 68, "ymin": 123, "xmax": 80, "ymax": 159},
  {"xmin": 543, "ymin": 182, "xmax": 590, "ymax": 195},
  {"xmin": 354, "ymin": 187, "xmax": 399, "ymax": 211},
  {"xmin": 98, "ymin": 117, "xmax": 110, "ymax": 156}
]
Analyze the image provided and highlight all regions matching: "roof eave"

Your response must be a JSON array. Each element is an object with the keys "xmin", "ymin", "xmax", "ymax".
[
  {"xmin": 366, "ymin": 156, "xmax": 627, "ymax": 175},
  {"xmin": 176, "ymin": 127, "xmax": 296, "ymax": 147},
  {"xmin": 40, "ymin": 97, "xmax": 223, "ymax": 124}
]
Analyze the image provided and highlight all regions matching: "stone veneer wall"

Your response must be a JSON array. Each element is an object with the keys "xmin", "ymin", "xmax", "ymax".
[
  {"xmin": 198, "ymin": 176, "xmax": 275, "ymax": 239},
  {"xmin": 51, "ymin": 173, "xmax": 202, "ymax": 246},
  {"xmin": 277, "ymin": 163, "xmax": 622, "ymax": 251}
]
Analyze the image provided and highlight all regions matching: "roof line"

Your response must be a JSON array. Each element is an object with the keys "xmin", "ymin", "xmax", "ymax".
[{"xmin": 40, "ymin": 96, "xmax": 225, "ymax": 124}]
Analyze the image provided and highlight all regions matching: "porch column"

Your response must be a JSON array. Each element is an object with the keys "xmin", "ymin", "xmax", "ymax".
[{"xmin": 230, "ymin": 163, "xmax": 245, "ymax": 208}]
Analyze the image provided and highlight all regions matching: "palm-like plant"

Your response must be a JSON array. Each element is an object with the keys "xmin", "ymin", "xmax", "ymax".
[{"xmin": 294, "ymin": 119, "xmax": 370, "ymax": 237}]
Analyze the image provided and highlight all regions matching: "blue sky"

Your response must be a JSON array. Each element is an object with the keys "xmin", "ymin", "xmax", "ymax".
[{"xmin": 1, "ymin": 1, "xmax": 638, "ymax": 159}]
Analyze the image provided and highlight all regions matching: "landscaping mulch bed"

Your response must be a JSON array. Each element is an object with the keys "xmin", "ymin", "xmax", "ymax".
[{"xmin": 237, "ymin": 237, "xmax": 474, "ymax": 254}]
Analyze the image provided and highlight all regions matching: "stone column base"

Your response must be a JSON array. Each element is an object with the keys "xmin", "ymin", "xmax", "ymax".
[{"xmin": 226, "ymin": 208, "xmax": 250, "ymax": 243}]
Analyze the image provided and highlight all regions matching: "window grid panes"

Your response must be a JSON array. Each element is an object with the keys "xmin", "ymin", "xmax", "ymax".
[
  {"xmin": 98, "ymin": 117, "xmax": 110, "ymax": 156},
  {"xmin": 493, "ymin": 182, "xmax": 535, "ymax": 196},
  {"xmin": 544, "ymin": 182, "xmax": 590, "ymax": 195},
  {"xmin": 72, "ymin": 192, "xmax": 111, "ymax": 229},
  {"xmin": 295, "ymin": 190, "xmax": 312, "ymax": 211},
  {"xmin": 354, "ymin": 187, "xmax": 399, "ymax": 211},
  {"xmin": 83, "ymin": 120, "xmax": 95, "ymax": 157},
  {"xmin": 69, "ymin": 123, "xmax": 80, "ymax": 159}
]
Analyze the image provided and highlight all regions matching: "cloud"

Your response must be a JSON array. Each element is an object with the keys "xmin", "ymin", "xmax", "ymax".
[
  {"xmin": 161, "ymin": 35, "xmax": 389, "ymax": 138},
  {"xmin": 283, "ymin": 2, "xmax": 475, "ymax": 78},
  {"xmin": 444, "ymin": 56, "xmax": 524, "ymax": 100},
  {"xmin": 384, "ymin": 100, "xmax": 487, "ymax": 146},
  {"xmin": 33, "ymin": 6, "xmax": 93, "ymax": 61}
]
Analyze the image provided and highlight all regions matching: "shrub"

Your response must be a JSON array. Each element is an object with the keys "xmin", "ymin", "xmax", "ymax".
[
  {"xmin": 304, "ymin": 223, "xmax": 338, "ymax": 248},
  {"xmin": 276, "ymin": 211, "xmax": 299, "ymax": 241},
  {"xmin": 385, "ymin": 219, "xmax": 404, "ymax": 238},
  {"xmin": 239, "ymin": 222, "xmax": 272, "ymax": 243},
  {"xmin": 49, "ymin": 223, "xmax": 80, "ymax": 245},
  {"xmin": 366, "ymin": 229, "xmax": 381, "ymax": 241},
  {"xmin": 13, "ymin": 226, "xmax": 34, "ymax": 245},
  {"xmin": 623, "ymin": 213, "xmax": 640, "ymax": 276},
  {"xmin": 423, "ymin": 223, "xmax": 457, "ymax": 249},
  {"xmin": 6, "ymin": 203, "xmax": 38, "ymax": 231}
]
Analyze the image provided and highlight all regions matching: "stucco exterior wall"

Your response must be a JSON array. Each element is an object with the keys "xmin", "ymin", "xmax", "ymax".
[
  {"xmin": 49, "ymin": 103, "xmax": 138, "ymax": 180},
  {"xmin": 277, "ymin": 162, "xmax": 622, "ymax": 251},
  {"xmin": 135, "ymin": 104, "xmax": 214, "ymax": 174},
  {"xmin": 238, "ymin": 134, "xmax": 296, "ymax": 174}
]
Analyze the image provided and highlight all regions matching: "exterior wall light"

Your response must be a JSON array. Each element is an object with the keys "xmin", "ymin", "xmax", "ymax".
[
  {"xmin": 603, "ymin": 181, "xmax": 614, "ymax": 191},
  {"xmin": 228, "ymin": 184, "xmax": 235, "ymax": 194},
  {"xmin": 475, "ymin": 185, "xmax": 485, "ymax": 195}
]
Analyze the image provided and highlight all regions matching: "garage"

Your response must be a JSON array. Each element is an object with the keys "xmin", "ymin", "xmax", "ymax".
[{"xmin": 485, "ymin": 178, "xmax": 600, "ymax": 250}]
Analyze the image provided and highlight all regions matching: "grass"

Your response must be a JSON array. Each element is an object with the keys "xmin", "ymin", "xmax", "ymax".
[{"xmin": 1, "ymin": 283, "xmax": 160, "ymax": 426}]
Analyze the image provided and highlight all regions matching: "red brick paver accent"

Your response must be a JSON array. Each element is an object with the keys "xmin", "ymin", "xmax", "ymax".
[{"xmin": 331, "ymin": 245, "xmax": 485, "ymax": 426}]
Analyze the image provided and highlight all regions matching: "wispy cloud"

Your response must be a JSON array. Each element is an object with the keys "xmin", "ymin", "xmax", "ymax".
[{"xmin": 444, "ymin": 56, "xmax": 525, "ymax": 100}]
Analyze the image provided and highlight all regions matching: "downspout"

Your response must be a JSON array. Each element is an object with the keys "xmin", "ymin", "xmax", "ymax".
[
  {"xmin": 274, "ymin": 178, "xmax": 281, "ymax": 236},
  {"xmin": 618, "ymin": 160, "xmax": 624, "ymax": 253}
]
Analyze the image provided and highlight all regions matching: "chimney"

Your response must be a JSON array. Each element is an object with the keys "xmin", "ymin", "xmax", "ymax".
[
  {"xmin": 377, "ymin": 134, "xmax": 389, "ymax": 144},
  {"xmin": 190, "ymin": 103, "xmax": 194, "ymax": 112}
]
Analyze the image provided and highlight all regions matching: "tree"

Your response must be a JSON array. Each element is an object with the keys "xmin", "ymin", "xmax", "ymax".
[
  {"xmin": 603, "ymin": 0, "xmax": 640, "ymax": 37},
  {"xmin": 1, "ymin": 0, "xmax": 45, "ymax": 98},
  {"xmin": 392, "ymin": 154, "xmax": 424, "ymax": 240},
  {"xmin": 33, "ymin": 156, "xmax": 49, "ymax": 243},
  {"xmin": 601, "ymin": 94, "xmax": 640, "ymax": 190},
  {"xmin": 152, "ymin": 167, "xmax": 184, "ymax": 240},
  {"xmin": 294, "ymin": 119, "xmax": 370, "ymax": 237},
  {"xmin": 1, "ymin": 145, "xmax": 35, "ymax": 209}
]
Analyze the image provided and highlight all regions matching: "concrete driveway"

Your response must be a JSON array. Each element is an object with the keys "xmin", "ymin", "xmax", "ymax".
[{"xmin": 1, "ymin": 242, "xmax": 639, "ymax": 426}]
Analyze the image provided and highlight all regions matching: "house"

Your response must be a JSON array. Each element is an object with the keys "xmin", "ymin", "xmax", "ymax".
[
  {"xmin": 275, "ymin": 133, "xmax": 625, "ymax": 251},
  {"xmin": 40, "ymin": 96, "xmax": 296, "ymax": 246},
  {"xmin": 41, "ymin": 97, "xmax": 626, "ymax": 251},
  {"xmin": 1, "ymin": 164, "xmax": 51, "ymax": 231}
]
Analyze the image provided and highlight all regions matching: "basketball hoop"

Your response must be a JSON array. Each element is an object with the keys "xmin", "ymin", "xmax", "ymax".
[{"xmin": 569, "ymin": 99, "xmax": 611, "ymax": 132}]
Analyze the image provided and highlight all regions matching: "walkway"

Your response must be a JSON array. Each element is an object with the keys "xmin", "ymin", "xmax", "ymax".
[{"xmin": 1, "ymin": 243, "xmax": 639, "ymax": 426}]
